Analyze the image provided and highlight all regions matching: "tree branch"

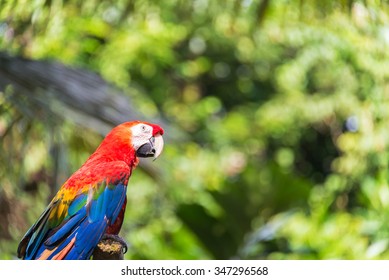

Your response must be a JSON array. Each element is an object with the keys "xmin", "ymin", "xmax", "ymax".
[{"xmin": 92, "ymin": 236, "xmax": 126, "ymax": 260}]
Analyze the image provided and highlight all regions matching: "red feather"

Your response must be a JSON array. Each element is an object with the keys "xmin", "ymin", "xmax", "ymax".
[{"xmin": 17, "ymin": 121, "xmax": 164, "ymax": 260}]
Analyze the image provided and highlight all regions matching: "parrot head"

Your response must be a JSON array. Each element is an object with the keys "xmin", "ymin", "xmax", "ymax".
[
  {"xmin": 131, "ymin": 122, "xmax": 164, "ymax": 160},
  {"xmin": 93, "ymin": 121, "xmax": 164, "ymax": 164}
]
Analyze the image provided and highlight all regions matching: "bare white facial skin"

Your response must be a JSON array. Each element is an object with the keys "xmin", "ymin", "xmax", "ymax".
[
  {"xmin": 130, "ymin": 123, "xmax": 164, "ymax": 160},
  {"xmin": 131, "ymin": 123, "xmax": 153, "ymax": 150}
]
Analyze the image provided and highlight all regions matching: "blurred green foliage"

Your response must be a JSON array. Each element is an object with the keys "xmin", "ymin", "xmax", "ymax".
[{"xmin": 2, "ymin": 0, "xmax": 389, "ymax": 260}]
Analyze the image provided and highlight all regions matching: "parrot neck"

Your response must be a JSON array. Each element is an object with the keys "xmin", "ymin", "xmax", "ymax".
[{"xmin": 85, "ymin": 137, "xmax": 139, "ymax": 169}]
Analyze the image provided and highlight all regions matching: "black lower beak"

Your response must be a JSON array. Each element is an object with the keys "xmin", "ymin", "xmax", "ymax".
[{"xmin": 136, "ymin": 142, "xmax": 155, "ymax": 158}]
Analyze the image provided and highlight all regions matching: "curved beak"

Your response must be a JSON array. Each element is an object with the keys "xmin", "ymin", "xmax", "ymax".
[{"xmin": 136, "ymin": 133, "xmax": 164, "ymax": 160}]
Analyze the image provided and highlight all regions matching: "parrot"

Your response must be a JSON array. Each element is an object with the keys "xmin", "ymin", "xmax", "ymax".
[{"xmin": 17, "ymin": 121, "xmax": 164, "ymax": 260}]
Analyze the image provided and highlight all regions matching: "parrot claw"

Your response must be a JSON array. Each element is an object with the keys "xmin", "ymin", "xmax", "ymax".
[{"xmin": 101, "ymin": 234, "xmax": 128, "ymax": 254}]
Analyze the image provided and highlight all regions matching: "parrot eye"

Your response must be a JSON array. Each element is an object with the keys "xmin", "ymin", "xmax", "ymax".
[{"xmin": 140, "ymin": 125, "xmax": 147, "ymax": 132}]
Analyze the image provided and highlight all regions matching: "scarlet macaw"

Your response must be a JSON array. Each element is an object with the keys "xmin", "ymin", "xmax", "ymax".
[{"xmin": 17, "ymin": 121, "xmax": 164, "ymax": 260}]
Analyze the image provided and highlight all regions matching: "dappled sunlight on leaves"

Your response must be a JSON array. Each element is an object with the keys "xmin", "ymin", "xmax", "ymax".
[{"xmin": 2, "ymin": 0, "xmax": 389, "ymax": 260}]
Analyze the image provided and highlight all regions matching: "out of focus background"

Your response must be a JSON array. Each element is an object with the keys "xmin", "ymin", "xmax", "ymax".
[{"xmin": 1, "ymin": 0, "xmax": 389, "ymax": 260}]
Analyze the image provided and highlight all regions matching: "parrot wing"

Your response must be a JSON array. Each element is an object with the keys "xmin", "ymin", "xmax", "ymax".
[{"xmin": 17, "ymin": 161, "xmax": 130, "ymax": 260}]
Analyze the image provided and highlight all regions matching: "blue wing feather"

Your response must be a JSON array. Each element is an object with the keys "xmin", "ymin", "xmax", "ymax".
[
  {"xmin": 31, "ymin": 183, "xmax": 127, "ymax": 260},
  {"xmin": 44, "ymin": 209, "xmax": 86, "ymax": 247},
  {"xmin": 64, "ymin": 184, "xmax": 127, "ymax": 259},
  {"xmin": 18, "ymin": 161, "xmax": 130, "ymax": 260}
]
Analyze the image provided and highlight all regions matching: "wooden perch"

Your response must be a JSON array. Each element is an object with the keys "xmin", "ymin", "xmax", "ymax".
[{"xmin": 92, "ymin": 235, "xmax": 126, "ymax": 260}]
